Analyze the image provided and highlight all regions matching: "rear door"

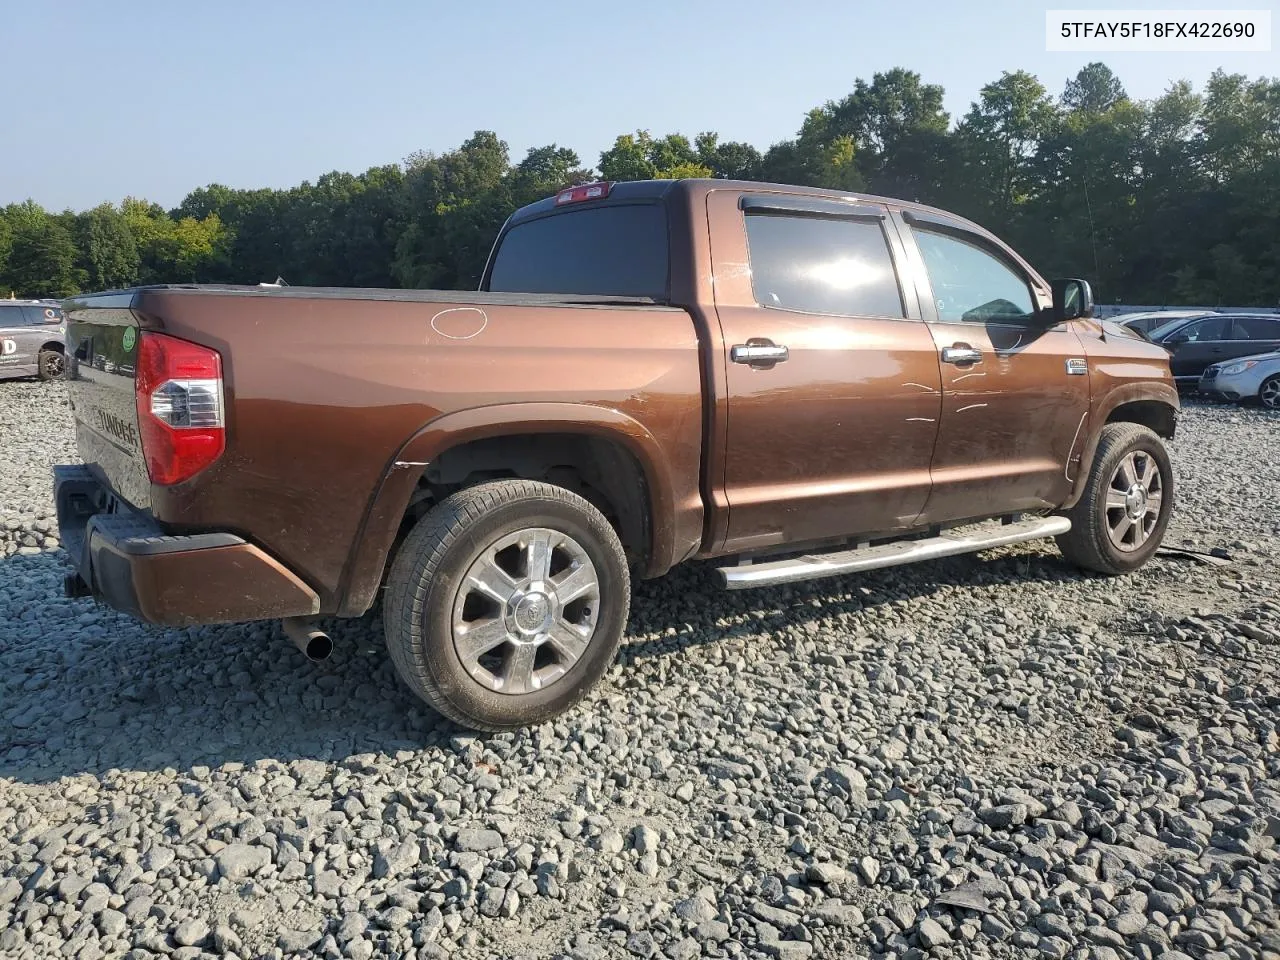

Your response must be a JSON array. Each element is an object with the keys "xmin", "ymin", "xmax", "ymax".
[
  {"xmin": 896, "ymin": 212, "xmax": 1091, "ymax": 523},
  {"xmin": 707, "ymin": 190, "xmax": 943, "ymax": 554}
]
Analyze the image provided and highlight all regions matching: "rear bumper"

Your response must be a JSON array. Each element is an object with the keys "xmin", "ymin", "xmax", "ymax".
[{"xmin": 54, "ymin": 464, "xmax": 320, "ymax": 626}]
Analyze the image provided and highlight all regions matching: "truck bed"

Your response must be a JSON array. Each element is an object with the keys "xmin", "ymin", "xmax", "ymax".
[{"xmin": 62, "ymin": 285, "xmax": 706, "ymax": 619}]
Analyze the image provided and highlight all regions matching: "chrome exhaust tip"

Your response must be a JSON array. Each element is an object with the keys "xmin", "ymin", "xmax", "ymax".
[{"xmin": 282, "ymin": 617, "xmax": 333, "ymax": 662}]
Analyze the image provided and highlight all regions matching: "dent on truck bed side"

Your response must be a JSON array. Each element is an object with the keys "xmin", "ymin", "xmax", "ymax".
[{"xmin": 337, "ymin": 402, "xmax": 705, "ymax": 617}]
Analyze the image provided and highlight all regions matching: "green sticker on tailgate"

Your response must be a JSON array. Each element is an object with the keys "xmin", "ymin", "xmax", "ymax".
[{"xmin": 122, "ymin": 328, "xmax": 136, "ymax": 351}]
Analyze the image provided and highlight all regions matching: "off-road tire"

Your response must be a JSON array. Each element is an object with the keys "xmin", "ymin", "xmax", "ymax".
[
  {"xmin": 37, "ymin": 348, "xmax": 65, "ymax": 381},
  {"xmin": 1056, "ymin": 422, "xmax": 1174, "ymax": 575},
  {"xmin": 383, "ymin": 479, "xmax": 630, "ymax": 731}
]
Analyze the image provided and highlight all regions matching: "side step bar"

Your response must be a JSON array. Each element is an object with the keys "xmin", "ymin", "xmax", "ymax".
[{"xmin": 717, "ymin": 515, "xmax": 1072, "ymax": 590}]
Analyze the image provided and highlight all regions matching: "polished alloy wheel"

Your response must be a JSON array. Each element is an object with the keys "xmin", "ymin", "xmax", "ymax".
[
  {"xmin": 1104, "ymin": 451, "xmax": 1163, "ymax": 551},
  {"xmin": 450, "ymin": 527, "xmax": 600, "ymax": 694},
  {"xmin": 1261, "ymin": 378, "xmax": 1280, "ymax": 410}
]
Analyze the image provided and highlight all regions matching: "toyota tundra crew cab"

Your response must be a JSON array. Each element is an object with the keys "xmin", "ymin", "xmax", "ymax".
[{"xmin": 55, "ymin": 178, "xmax": 1179, "ymax": 730}]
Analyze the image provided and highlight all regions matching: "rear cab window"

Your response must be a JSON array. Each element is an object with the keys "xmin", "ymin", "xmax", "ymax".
[{"xmin": 486, "ymin": 204, "xmax": 669, "ymax": 299}]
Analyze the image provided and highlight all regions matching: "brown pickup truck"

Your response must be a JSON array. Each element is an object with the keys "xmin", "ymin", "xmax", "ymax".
[{"xmin": 55, "ymin": 178, "xmax": 1178, "ymax": 730}]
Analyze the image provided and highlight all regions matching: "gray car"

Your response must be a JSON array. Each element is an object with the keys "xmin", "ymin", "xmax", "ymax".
[
  {"xmin": 0, "ymin": 300, "xmax": 66, "ymax": 380},
  {"xmin": 1200, "ymin": 350, "xmax": 1280, "ymax": 410}
]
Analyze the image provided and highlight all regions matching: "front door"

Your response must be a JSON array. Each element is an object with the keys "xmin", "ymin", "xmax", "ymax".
[
  {"xmin": 897, "ymin": 214, "xmax": 1092, "ymax": 524},
  {"xmin": 708, "ymin": 190, "xmax": 943, "ymax": 554}
]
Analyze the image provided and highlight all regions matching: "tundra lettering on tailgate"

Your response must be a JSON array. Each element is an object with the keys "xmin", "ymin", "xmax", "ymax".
[{"xmin": 96, "ymin": 408, "xmax": 139, "ymax": 449}]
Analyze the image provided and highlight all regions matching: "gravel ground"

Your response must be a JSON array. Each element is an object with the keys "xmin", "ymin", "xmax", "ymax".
[{"xmin": 2, "ymin": 379, "xmax": 1279, "ymax": 960}]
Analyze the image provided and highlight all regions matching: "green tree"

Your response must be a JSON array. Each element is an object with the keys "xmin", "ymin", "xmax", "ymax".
[
  {"xmin": 5, "ymin": 205, "xmax": 83, "ymax": 297},
  {"xmin": 599, "ymin": 132, "xmax": 659, "ymax": 181},
  {"xmin": 1062, "ymin": 62, "xmax": 1127, "ymax": 113},
  {"xmin": 952, "ymin": 71, "xmax": 1060, "ymax": 239},
  {"xmin": 76, "ymin": 203, "xmax": 140, "ymax": 290}
]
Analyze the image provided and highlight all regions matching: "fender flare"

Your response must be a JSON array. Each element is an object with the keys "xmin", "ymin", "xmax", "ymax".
[
  {"xmin": 1063, "ymin": 381, "xmax": 1180, "ymax": 510},
  {"xmin": 336, "ymin": 402, "xmax": 689, "ymax": 616}
]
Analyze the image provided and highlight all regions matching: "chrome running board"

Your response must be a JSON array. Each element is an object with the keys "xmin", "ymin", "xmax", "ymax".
[{"xmin": 717, "ymin": 516, "xmax": 1072, "ymax": 590}]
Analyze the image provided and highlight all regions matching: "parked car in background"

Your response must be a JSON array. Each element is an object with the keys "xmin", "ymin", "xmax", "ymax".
[
  {"xmin": 1113, "ymin": 310, "xmax": 1218, "ymax": 337},
  {"xmin": 1200, "ymin": 350, "xmax": 1280, "ymax": 409},
  {"xmin": 0, "ymin": 300, "xmax": 66, "ymax": 380},
  {"xmin": 1147, "ymin": 313, "xmax": 1280, "ymax": 387}
]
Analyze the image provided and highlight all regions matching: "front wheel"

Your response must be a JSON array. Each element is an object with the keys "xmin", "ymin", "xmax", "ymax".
[
  {"xmin": 383, "ymin": 479, "xmax": 630, "ymax": 731},
  {"xmin": 1056, "ymin": 423, "xmax": 1174, "ymax": 575},
  {"xmin": 1259, "ymin": 375, "xmax": 1280, "ymax": 411},
  {"xmin": 37, "ymin": 348, "xmax": 65, "ymax": 381}
]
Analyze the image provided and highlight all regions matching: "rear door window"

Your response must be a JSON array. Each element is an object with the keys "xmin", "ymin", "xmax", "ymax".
[
  {"xmin": 1232, "ymin": 316, "xmax": 1280, "ymax": 340},
  {"xmin": 743, "ymin": 213, "xmax": 905, "ymax": 318},
  {"xmin": 487, "ymin": 204, "xmax": 668, "ymax": 299},
  {"xmin": 22, "ymin": 305, "xmax": 62, "ymax": 325}
]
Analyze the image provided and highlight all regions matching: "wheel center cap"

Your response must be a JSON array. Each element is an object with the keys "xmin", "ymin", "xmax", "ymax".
[
  {"xmin": 513, "ymin": 591, "xmax": 552, "ymax": 634},
  {"xmin": 1125, "ymin": 485, "xmax": 1147, "ymax": 519}
]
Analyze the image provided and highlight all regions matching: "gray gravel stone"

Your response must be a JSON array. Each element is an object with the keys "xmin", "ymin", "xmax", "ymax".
[
  {"xmin": 917, "ymin": 917, "xmax": 951, "ymax": 948},
  {"xmin": 172, "ymin": 917, "xmax": 209, "ymax": 947},
  {"xmin": 215, "ymin": 844, "xmax": 270, "ymax": 881},
  {"xmin": 1, "ymin": 388, "xmax": 1278, "ymax": 959}
]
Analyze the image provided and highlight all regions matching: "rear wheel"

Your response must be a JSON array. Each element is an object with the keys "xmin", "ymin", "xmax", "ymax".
[
  {"xmin": 383, "ymin": 479, "xmax": 630, "ymax": 731},
  {"xmin": 1260, "ymin": 375, "xmax": 1280, "ymax": 410},
  {"xmin": 37, "ymin": 348, "xmax": 65, "ymax": 381},
  {"xmin": 1056, "ymin": 423, "xmax": 1174, "ymax": 575}
]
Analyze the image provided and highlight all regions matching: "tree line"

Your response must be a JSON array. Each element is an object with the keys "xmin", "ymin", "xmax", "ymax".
[{"xmin": 2, "ymin": 63, "xmax": 1276, "ymax": 307}]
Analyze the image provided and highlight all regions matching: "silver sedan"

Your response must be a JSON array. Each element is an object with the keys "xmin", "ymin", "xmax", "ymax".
[{"xmin": 1199, "ymin": 350, "xmax": 1280, "ymax": 409}]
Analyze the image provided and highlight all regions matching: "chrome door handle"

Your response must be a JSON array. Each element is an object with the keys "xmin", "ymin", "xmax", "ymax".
[
  {"xmin": 941, "ymin": 345, "xmax": 983, "ymax": 365},
  {"xmin": 731, "ymin": 343, "xmax": 789, "ymax": 365}
]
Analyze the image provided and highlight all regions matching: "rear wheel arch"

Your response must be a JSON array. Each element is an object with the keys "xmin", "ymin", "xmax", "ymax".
[
  {"xmin": 338, "ymin": 404, "xmax": 678, "ymax": 618},
  {"xmin": 405, "ymin": 432, "xmax": 653, "ymax": 572}
]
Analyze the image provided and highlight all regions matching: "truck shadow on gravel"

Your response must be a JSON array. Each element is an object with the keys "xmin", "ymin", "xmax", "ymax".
[{"xmin": 0, "ymin": 545, "xmax": 1089, "ymax": 785}]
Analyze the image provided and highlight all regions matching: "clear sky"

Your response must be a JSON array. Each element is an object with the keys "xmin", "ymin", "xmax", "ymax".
[{"xmin": 4, "ymin": 0, "xmax": 1276, "ymax": 211}]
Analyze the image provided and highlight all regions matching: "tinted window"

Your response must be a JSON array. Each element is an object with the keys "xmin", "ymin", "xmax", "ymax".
[
  {"xmin": 488, "ymin": 204, "xmax": 668, "ymax": 298},
  {"xmin": 1148, "ymin": 315, "xmax": 1211, "ymax": 341},
  {"xmin": 0, "ymin": 305, "xmax": 33, "ymax": 326},
  {"xmin": 914, "ymin": 228, "xmax": 1035, "ymax": 324},
  {"xmin": 744, "ymin": 213, "xmax": 904, "ymax": 318},
  {"xmin": 1175, "ymin": 316, "xmax": 1232, "ymax": 342},
  {"xmin": 22, "ymin": 305, "xmax": 62, "ymax": 325},
  {"xmin": 1233, "ymin": 316, "xmax": 1280, "ymax": 340}
]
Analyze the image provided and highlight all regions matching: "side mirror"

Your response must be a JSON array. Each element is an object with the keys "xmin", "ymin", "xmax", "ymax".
[
  {"xmin": 1051, "ymin": 278, "xmax": 1094, "ymax": 322},
  {"xmin": 1165, "ymin": 335, "xmax": 1189, "ymax": 347}
]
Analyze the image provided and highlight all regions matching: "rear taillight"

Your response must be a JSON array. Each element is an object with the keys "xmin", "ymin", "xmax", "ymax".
[{"xmin": 134, "ymin": 331, "xmax": 225, "ymax": 485}]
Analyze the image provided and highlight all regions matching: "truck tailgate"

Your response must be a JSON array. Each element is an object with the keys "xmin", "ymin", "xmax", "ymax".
[{"xmin": 64, "ymin": 300, "xmax": 152, "ymax": 510}]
